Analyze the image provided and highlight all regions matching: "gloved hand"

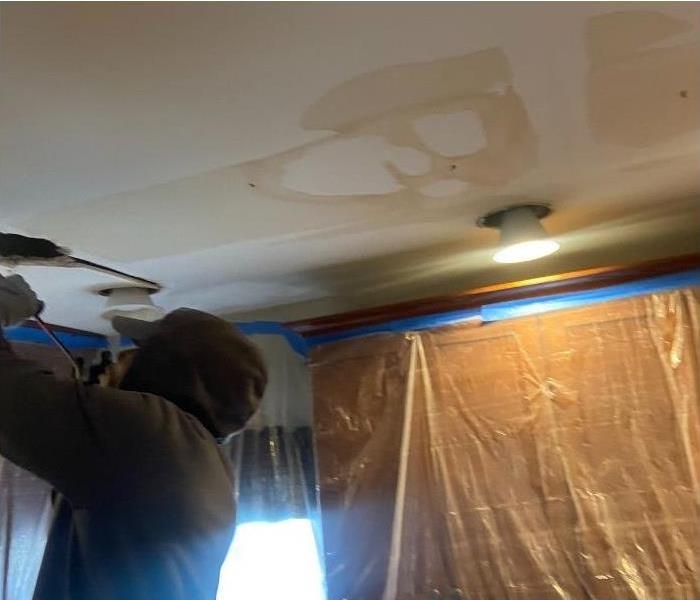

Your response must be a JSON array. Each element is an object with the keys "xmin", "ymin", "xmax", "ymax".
[{"xmin": 0, "ymin": 274, "xmax": 42, "ymax": 327}]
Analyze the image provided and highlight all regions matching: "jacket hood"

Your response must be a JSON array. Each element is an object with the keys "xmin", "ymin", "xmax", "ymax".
[{"xmin": 118, "ymin": 309, "xmax": 267, "ymax": 439}]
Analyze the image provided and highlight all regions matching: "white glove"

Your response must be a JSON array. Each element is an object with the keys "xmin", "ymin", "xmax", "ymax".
[{"xmin": 0, "ymin": 274, "xmax": 42, "ymax": 327}]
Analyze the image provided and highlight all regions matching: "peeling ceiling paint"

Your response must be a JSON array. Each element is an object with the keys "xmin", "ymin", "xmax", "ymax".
[
  {"xmin": 281, "ymin": 135, "xmax": 430, "ymax": 196},
  {"xmin": 1, "ymin": 3, "xmax": 699, "ymax": 333},
  {"xmin": 420, "ymin": 179, "xmax": 471, "ymax": 199},
  {"xmin": 413, "ymin": 111, "xmax": 487, "ymax": 158}
]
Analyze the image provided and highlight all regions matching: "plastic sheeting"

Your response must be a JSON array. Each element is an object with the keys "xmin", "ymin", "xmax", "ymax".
[
  {"xmin": 0, "ymin": 461, "xmax": 52, "ymax": 600},
  {"xmin": 312, "ymin": 334, "xmax": 415, "ymax": 600},
  {"xmin": 312, "ymin": 289, "xmax": 700, "ymax": 600},
  {"xmin": 216, "ymin": 333, "xmax": 326, "ymax": 599},
  {"xmin": 227, "ymin": 334, "xmax": 320, "ymax": 525}
]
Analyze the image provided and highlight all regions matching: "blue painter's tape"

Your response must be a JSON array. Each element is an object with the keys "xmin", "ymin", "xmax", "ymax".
[
  {"xmin": 305, "ymin": 307, "xmax": 481, "ymax": 348},
  {"xmin": 480, "ymin": 268, "xmax": 700, "ymax": 322},
  {"xmin": 52, "ymin": 268, "xmax": 699, "ymax": 353},
  {"xmin": 5, "ymin": 325, "xmax": 108, "ymax": 349},
  {"xmin": 119, "ymin": 336, "xmax": 137, "ymax": 348},
  {"xmin": 236, "ymin": 321, "xmax": 309, "ymax": 357},
  {"xmin": 305, "ymin": 268, "xmax": 700, "ymax": 348},
  {"xmin": 118, "ymin": 322, "xmax": 310, "ymax": 357}
]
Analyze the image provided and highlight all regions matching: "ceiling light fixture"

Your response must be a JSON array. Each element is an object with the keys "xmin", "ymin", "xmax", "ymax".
[
  {"xmin": 99, "ymin": 286, "xmax": 165, "ymax": 323},
  {"xmin": 477, "ymin": 203, "xmax": 559, "ymax": 264}
]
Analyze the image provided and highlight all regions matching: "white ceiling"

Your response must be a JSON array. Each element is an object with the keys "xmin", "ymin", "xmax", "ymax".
[{"xmin": 1, "ymin": 2, "xmax": 699, "ymax": 334}]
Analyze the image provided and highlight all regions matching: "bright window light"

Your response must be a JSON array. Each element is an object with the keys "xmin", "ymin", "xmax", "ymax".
[
  {"xmin": 493, "ymin": 239, "xmax": 560, "ymax": 263},
  {"xmin": 217, "ymin": 518, "xmax": 326, "ymax": 600}
]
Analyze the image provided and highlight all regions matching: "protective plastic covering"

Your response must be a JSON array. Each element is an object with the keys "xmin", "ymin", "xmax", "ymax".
[
  {"xmin": 312, "ymin": 289, "xmax": 700, "ymax": 600},
  {"xmin": 0, "ymin": 461, "xmax": 52, "ymax": 600},
  {"xmin": 228, "ymin": 334, "xmax": 318, "ymax": 522},
  {"xmin": 215, "ymin": 333, "xmax": 326, "ymax": 599},
  {"xmin": 312, "ymin": 333, "xmax": 415, "ymax": 600}
]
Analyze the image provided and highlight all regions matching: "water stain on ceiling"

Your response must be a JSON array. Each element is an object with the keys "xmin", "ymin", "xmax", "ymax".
[
  {"xmin": 19, "ymin": 48, "xmax": 538, "ymax": 262},
  {"xmin": 587, "ymin": 11, "xmax": 700, "ymax": 147},
  {"xmin": 3, "ymin": 4, "xmax": 699, "ymax": 331},
  {"xmin": 246, "ymin": 48, "xmax": 537, "ymax": 202}
]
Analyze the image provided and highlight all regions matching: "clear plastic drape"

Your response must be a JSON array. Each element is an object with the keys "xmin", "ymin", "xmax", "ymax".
[
  {"xmin": 311, "ymin": 333, "xmax": 416, "ymax": 600},
  {"xmin": 227, "ymin": 335, "xmax": 318, "ymax": 524},
  {"xmin": 312, "ymin": 289, "xmax": 700, "ymax": 600},
  {"xmin": 217, "ymin": 334, "xmax": 326, "ymax": 600},
  {"xmin": 0, "ymin": 456, "xmax": 52, "ymax": 600}
]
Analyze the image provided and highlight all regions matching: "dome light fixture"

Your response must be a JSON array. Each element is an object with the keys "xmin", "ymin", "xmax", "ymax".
[
  {"xmin": 477, "ymin": 203, "xmax": 560, "ymax": 264},
  {"xmin": 99, "ymin": 286, "xmax": 164, "ymax": 323}
]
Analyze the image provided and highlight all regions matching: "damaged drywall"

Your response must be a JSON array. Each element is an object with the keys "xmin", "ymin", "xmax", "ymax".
[
  {"xmin": 1, "ymin": 4, "xmax": 698, "ymax": 333},
  {"xmin": 244, "ymin": 48, "xmax": 537, "ymax": 203}
]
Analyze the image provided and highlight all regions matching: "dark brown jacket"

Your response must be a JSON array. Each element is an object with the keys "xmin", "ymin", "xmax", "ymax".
[{"xmin": 0, "ymin": 309, "xmax": 266, "ymax": 600}]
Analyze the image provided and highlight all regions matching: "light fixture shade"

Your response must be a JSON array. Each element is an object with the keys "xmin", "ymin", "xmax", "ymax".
[
  {"xmin": 101, "ymin": 287, "xmax": 165, "ymax": 322},
  {"xmin": 479, "ymin": 204, "xmax": 560, "ymax": 264},
  {"xmin": 497, "ymin": 206, "xmax": 547, "ymax": 246},
  {"xmin": 493, "ymin": 206, "xmax": 559, "ymax": 263}
]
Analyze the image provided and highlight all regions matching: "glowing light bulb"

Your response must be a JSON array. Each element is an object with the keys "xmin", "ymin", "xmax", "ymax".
[
  {"xmin": 478, "ymin": 204, "xmax": 560, "ymax": 264},
  {"xmin": 493, "ymin": 239, "xmax": 560, "ymax": 263}
]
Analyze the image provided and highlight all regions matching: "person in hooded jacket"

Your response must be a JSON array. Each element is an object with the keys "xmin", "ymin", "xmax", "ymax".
[{"xmin": 0, "ymin": 274, "xmax": 267, "ymax": 600}]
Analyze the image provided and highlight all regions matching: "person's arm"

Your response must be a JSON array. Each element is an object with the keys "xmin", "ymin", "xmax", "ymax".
[
  {"xmin": 0, "ymin": 276, "xmax": 210, "ymax": 505},
  {"xmin": 0, "ymin": 329, "xmax": 107, "ymax": 503},
  {"xmin": 0, "ymin": 274, "xmax": 109, "ymax": 503}
]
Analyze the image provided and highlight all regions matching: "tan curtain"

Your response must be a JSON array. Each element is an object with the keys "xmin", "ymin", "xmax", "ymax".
[{"xmin": 312, "ymin": 290, "xmax": 700, "ymax": 600}]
